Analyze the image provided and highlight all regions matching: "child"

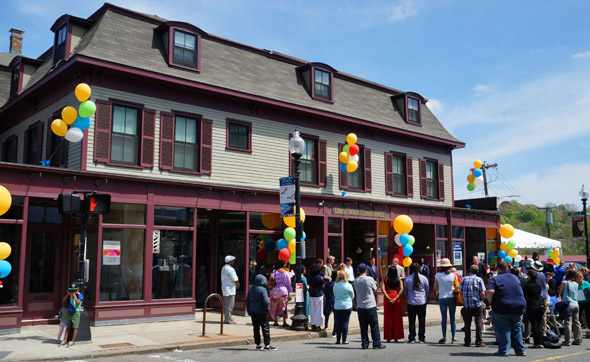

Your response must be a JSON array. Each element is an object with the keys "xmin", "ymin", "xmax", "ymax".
[
  {"xmin": 55, "ymin": 299, "xmax": 69, "ymax": 345},
  {"xmin": 61, "ymin": 283, "xmax": 84, "ymax": 347}
]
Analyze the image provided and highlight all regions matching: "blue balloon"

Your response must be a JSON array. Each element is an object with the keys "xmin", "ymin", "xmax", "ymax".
[
  {"xmin": 497, "ymin": 250, "xmax": 507, "ymax": 259},
  {"xmin": 0, "ymin": 260, "xmax": 12, "ymax": 278},
  {"xmin": 301, "ymin": 231, "xmax": 306, "ymax": 241},
  {"xmin": 341, "ymin": 191, "xmax": 347, "ymax": 197},
  {"xmin": 277, "ymin": 238, "xmax": 288, "ymax": 250},
  {"xmin": 473, "ymin": 168, "xmax": 482, "ymax": 178},
  {"xmin": 72, "ymin": 116, "xmax": 91, "ymax": 131},
  {"xmin": 504, "ymin": 256, "xmax": 513, "ymax": 263},
  {"xmin": 265, "ymin": 239, "xmax": 276, "ymax": 252},
  {"xmin": 403, "ymin": 244, "xmax": 413, "ymax": 257},
  {"xmin": 488, "ymin": 250, "xmax": 496, "ymax": 259},
  {"xmin": 340, "ymin": 163, "xmax": 348, "ymax": 173},
  {"xmin": 400, "ymin": 233, "xmax": 410, "ymax": 246}
]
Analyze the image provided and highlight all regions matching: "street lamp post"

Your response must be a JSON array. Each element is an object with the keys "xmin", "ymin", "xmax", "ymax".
[
  {"xmin": 580, "ymin": 185, "xmax": 590, "ymax": 267},
  {"xmin": 289, "ymin": 130, "xmax": 308, "ymax": 331}
]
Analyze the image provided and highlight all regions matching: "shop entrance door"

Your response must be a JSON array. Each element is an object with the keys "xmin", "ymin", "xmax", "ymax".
[{"xmin": 23, "ymin": 227, "xmax": 66, "ymax": 321}]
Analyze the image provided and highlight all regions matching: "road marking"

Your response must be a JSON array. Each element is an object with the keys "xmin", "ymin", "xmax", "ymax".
[{"xmin": 529, "ymin": 351, "xmax": 590, "ymax": 362}]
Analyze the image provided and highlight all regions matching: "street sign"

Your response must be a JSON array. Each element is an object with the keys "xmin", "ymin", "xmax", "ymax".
[
  {"xmin": 279, "ymin": 176, "xmax": 295, "ymax": 217},
  {"xmin": 567, "ymin": 211, "xmax": 590, "ymax": 216}
]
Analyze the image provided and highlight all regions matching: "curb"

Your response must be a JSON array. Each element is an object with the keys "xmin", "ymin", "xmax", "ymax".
[{"xmin": 23, "ymin": 318, "xmax": 457, "ymax": 362}]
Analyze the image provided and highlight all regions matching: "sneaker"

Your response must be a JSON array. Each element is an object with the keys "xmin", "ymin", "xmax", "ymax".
[
  {"xmin": 476, "ymin": 342, "xmax": 486, "ymax": 347},
  {"xmin": 438, "ymin": 338, "xmax": 446, "ymax": 344},
  {"xmin": 67, "ymin": 341, "xmax": 74, "ymax": 347},
  {"xmin": 373, "ymin": 345, "xmax": 386, "ymax": 349},
  {"xmin": 451, "ymin": 338, "xmax": 458, "ymax": 344},
  {"xmin": 264, "ymin": 345, "xmax": 278, "ymax": 351},
  {"xmin": 463, "ymin": 342, "xmax": 470, "ymax": 347},
  {"xmin": 516, "ymin": 352, "xmax": 526, "ymax": 356},
  {"xmin": 60, "ymin": 340, "xmax": 67, "ymax": 346},
  {"xmin": 572, "ymin": 340, "xmax": 582, "ymax": 345},
  {"xmin": 493, "ymin": 352, "xmax": 508, "ymax": 357},
  {"xmin": 561, "ymin": 341, "xmax": 571, "ymax": 346},
  {"xmin": 407, "ymin": 340, "xmax": 415, "ymax": 344},
  {"xmin": 418, "ymin": 340, "xmax": 425, "ymax": 344},
  {"xmin": 255, "ymin": 345, "xmax": 263, "ymax": 351}
]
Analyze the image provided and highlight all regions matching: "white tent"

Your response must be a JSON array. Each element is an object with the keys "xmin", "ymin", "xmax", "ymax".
[{"xmin": 501, "ymin": 228, "xmax": 561, "ymax": 249}]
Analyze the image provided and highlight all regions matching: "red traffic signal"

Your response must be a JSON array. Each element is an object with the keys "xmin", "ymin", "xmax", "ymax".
[{"xmin": 85, "ymin": 193, "xmax": 111, "ymax": 215}]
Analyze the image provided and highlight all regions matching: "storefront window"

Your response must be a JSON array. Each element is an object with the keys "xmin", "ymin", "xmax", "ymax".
[
  {"xmin": 154, "ymin": 206, "xmax": 193, "ymax": 227},
  {"xmin": 197, "ymin": 213, "xmax": 210, "ymax": 231},
  {"xmin": 328, "ymin": 217, "xmax": 342, "ymax": 234},
  {"xmin": 100, "ymin": 228, "xmax": 145, "ymax": 301},
  {"xmin": 411, "ymin": 224, "xmax": 434, "ymax": 256},
  {"xmin": 452, "ymin": 226, "xmax": 464, "ymax": 240},
  {"xmin": 328, "ymin": 236, "xmax": 342, "ymax": 265},
  {"xmin": 436, "ymin": 240, "xmax": 447, "ymax": 261},
  {"xmin": 153, "ymin": 230, "xmax": 192, "ymax": 299},
  {"xmin": 217, "ymin": 212, "xmax": 246, "ymax": 294},
  {"xmin": 0, "ymin": 224, "xmax": 21, "ymax": 306},
  {"xmin": 0, "ymin": 196, "xmax": 23, "ymax": 220},
  {"xmin": 465, "ymin": 227, "xmax": 486, "ymax": 265},
  {"xmin": 103, "ymin": 203, "xmax": 146, "ymax": 225},
  {"xmin": 28, "ymin": 198, "xmax": 62, "ymax": 224},
  {"xmin": 436, "ymin": 225, "xmax": 447, "ymax": 239},
  {"xmin": 250, "ymin": 212, "xmax": 282, "ymax": 231}
]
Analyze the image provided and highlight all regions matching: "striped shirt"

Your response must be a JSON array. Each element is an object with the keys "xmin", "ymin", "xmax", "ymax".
[{"xmin": 459, "ymin": 274, "xmax": 485, "ymax": 308}]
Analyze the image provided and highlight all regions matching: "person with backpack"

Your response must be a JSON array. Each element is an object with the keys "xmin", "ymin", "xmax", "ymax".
[{"xmin": 246, "ymin": 274, "xmax": 277, "ymax": 351}]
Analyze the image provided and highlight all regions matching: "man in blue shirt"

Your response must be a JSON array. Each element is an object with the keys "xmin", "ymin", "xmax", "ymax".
[
  {"xmin": 459, "ymin": 264, "xmax": 486, "ymax": 347},
  {"xmin": 486, "ymin": 261, "xmax": 526, "ymax": 357},
  {"xmin": 554, "ymin": 260, "xmax": 566, "ymax": 284}
]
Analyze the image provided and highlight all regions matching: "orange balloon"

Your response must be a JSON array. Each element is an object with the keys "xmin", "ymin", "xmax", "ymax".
[
  {"xmin": 467, "ymin": 174, "xmax": 475, "ymax": 183},
  {"xmin": 261, "ymin": 213, "xmax": 281, "ymax": 229},
  {"xmin": 500, "ymin": 243, "xmax": 508, "ymax": 252}
]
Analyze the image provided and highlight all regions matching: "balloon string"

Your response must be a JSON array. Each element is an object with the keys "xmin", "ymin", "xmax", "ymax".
[{"xmin": 47, "ymin": 137, "xmax": 64, "ymax": 164}]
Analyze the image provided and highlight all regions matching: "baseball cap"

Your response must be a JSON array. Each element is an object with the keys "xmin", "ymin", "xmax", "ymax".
[
  {"xmin": 358, "ymin": 263, "xmax": 368, "ymax": 274},
  {"xmin": 68, "ymin": 282, "xmax": 80, "ymax": 291}
]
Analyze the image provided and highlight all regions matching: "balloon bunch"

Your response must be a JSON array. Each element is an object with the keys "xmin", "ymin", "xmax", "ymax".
[
  {"xmin": 339, "ymin": 133, "xmax": 360, "ymax": 174},
  {"xmin": 50, "ymin": 83, "xmax": 96, "ymax": 145},
  {"xmin": 256, "ymin": 210, "xmax": 306, "ymax": 266},
  {"xmin": 546, "ymin": 247, "xmax": 560, "ymax": 265},
  {"xmin": 466, "ymin": 159, "xmax": 484, "ymax": 191},
  {"xmin": 392, "ymin": 215, "xmax": 415, "ymax": 268},
  {"xmin": 489, "ymin": 224, "xmax": 517, "ymax": 264},
  {"xmin": 0, "ymin": 242, "xmax": 11, "ymax": 288},
  {"xmin": 0, "ymin": 185, "xmax": 11, "ymax": 218}
]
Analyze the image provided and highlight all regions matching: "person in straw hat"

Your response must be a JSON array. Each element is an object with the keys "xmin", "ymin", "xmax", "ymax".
[{"xmin": 434, "ymin": 258, "xmax": 458, "ymax": 344}]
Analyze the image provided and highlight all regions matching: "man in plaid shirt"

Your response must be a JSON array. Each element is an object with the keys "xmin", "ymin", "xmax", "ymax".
[{"xmin": 459, "ymin": 264, "xmax": 486, "ymax": 347}]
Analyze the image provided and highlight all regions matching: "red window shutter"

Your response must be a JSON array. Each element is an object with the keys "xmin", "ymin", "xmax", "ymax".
[
  {"xmin": 364, "ymin": 147, "xmax": 371, "ymax": 192},
  {"xmin": 159, "ymin": 111, "xmax": 174, "ymax": 170},
  {"xmin": 338, "ymin": 143, "xmax": 348, "ymax": 189},
  {"xmin": 94, "ymin": 100, "xmax": 112, "ymax": 163},
  {"xmin": 140, "ymin": 108, "xmax": 156, "ymax": 168},
  {"xmin": 438, "ymin": 162, "xmax": 445, "ymax": 201},
  {"xmin": 406, "ymin": 156, "xmax": 414, "ymax": 197},
  {"xmin": 200, "ymin": 119, "xmax": 213, "ymax": 174},
  {"xmin": 419, "ymin": 158, "xmax": 427, "ymax": 198},
  {"xmin": 385, "ymin": 152, "xmax": 393, "ymax": 195},
  {"xmin": 318, "ymin": 139, "xmax": 327, "ymax": 186}
]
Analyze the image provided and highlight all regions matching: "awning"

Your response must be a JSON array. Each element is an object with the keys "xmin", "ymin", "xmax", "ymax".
[{"xmin": 500, "ymin": 228, "xmax": 561, "ymax": 249}]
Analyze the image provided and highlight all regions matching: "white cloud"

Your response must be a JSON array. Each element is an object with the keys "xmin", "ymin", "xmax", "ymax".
[
  {"xmin": 571, "ymin": 51, "xmax": 590, "ymax": 59},
  {"xmin": 473, "ymin": 84, "xmax": 491, "ymax": 95},
  {"xmin": 388, "ymin": 1, "xmax": 417, "ymax": 22},
  {"xmin": 426, "ymin": 98, "xmax": 443, "ymax": 115}
]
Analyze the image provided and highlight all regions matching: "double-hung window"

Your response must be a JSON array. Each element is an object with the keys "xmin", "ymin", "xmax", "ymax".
[
  {"xmin": 227, "ymin": 120, "xmax": 251, "ymax": 151},
  {"xmin": 392, "ymin": 154, "xmax": 407, "ymax": 195},
  {"xmin": 300, "ymin": 137, "xmax": 317, "ymax": 184},
  {"xmin": 314, "ymin": 69, "xmax": 331, "ymax": 101},
  {"xmin": 408, "ymin": 97, "xmax": 420, "ymax": 124},
  {"xmin": 426, "ymin": 160, "xmax": 439, "ymax": 199},
  {"xmin": 174, "ymin": 115, "xmax": 199, "ymax": 172},
  {"xmin": 173, "ymin": 30, "xmax": 197, "ymax": 69},
  {"xmin": 347, "ymin": 146, "xmax": 364, "ymax": 190},
  {"xmin": 111, "ymin": 105, "xmax": 140, "ymax": 165}
]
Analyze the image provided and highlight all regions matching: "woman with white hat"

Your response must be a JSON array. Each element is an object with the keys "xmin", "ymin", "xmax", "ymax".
[{"xmin": 434, "ymin": 258, "xmax": 458, "ymax": 344}]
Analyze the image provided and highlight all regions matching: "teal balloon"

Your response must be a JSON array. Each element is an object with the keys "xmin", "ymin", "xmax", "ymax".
[
  {"xmin": 78, "ymin": 100, "xmax": 96, "ymax": 117},
  {"xmin": 488, "ymin": 250, "xmax": 496, "ymax": 259},
  {"xmin": 504, "ymin": 256, "xmax": 513, "ymax": 263},
  {"xmin": 340, "ymin": 163, "xmax": 348, "ymax": 173},
  {"xmin": 400, "ymin": 233, "xmax": 410, "ymax": 246},
  {"xmin": 403, "ymin": 244, "xmax": 413, "ymax": 256},
  {"xmin": 284, "ymin": 227, "xmax": 296, "ymax": 241},
  {"xmin": 498, "ymin": 250, "xmax": 507, "ymax": 259},
  {"xmin": 467, "ymin": 183, "xmax": 475, "ymax": 191},
  {"xmin": 265, "ymin": 239, "xmax": 276, "ymax": 252},
  {"xmin": 0, "ymin": 260, "xmax": 11, "ymax": 278},
  {"xmin": 301, "ymin": 230, "xmax": 306, "ymax": 241},
  {"xmin": 473, "ymin": 168, "xmax": 482, "ymax": 178},
  {"xmin": 407, "ymin": 235, "xmax": 415, "ymax": 246},
  {"xmin": 277, "ymin": 238, "xmax": 288, "ymax": 250},
  {"xmin": 72, "ymin": 116, "xmax": 91, "ymax": 131}
]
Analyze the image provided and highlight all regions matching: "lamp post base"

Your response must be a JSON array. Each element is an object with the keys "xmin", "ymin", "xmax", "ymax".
[{"xmin": 290, "ymin": 304, "xmax": 308, "ymax": 331}]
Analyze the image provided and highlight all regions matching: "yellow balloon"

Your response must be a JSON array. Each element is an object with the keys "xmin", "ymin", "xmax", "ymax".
[
  {"xmin": 62, "ymin": 106, "xmax": 78, "ymax": 125},
  {"xmin": 474, "ymin": 159, "xmax": 483, "ymax": 169},
  {"xmin": 500, "ymin": 243, "xmax": 508, "ymax": 252},
  {"xmin": 553, "ymin": 249, "xmax": 560, "ymax": 257},
  {"xmin": 339, "ymin": 152, "xmax": 350, "ymax": 164},
  {"xmin": 508, "ymin": 249, "xmax": 518, "ymax": 259},
  {"xmin": 346, "ymin": 133, "xmax": 357, "ymax": 145},
  {"xmin": 346, "ymin": 160, "xmax": 358, "ymax": 173},
  {"xmin": 283, "ymin": 207, "xmax": 306, "ymax": 228},
  {"xmin": 402, "ymin": 257, "xmax": 412, "ymax": 268},
  {"xmin": 394, "ymin": 215, "xmax": 413, "ymax": 234},
  {"xmin": 261, "ymin": 213, "xmax": 281, "ymax": 229},
  {"xmin": 75, "ymin": 83, "xmax": 92, "ymax": 102},
  {"xmin": 258, "ymin": 240, "xmax": 265, "ymax": 249},
  {"xmin": 467, "ymin": 174, "xmax": 475, "ymax": 183},
  {"xmin": 0, "ymin": 185, "xmax": 11, "ymax": 217},
  {"xmin": 51, "ymin": 119, "xmax": 68, "ymax": 137},
  {"xmin": 499, "ymin": 224, "xmax": 515, "ymax": 239},
  {"xmin": 0, "ymin": 242, "xmax": 11, "ymax": 260},
  {"xmin": 288, "ymin": 239, "xmax": 296, "ymax": 254},
  {"xmin": 553, "ymin": 257, "xmax": 560, "ymax": 265}
]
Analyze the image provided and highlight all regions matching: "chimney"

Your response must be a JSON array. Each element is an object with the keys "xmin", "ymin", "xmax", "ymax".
[{"xmin": 9, "ymin": 28, "xmax": 24, "ymax": 54}]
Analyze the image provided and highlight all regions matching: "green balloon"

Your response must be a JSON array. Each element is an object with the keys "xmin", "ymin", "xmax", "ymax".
[
  {"xmin": 408, "ymin": 235, "xmax": 415, "ymax": 246},
  {"xmin": 284, "ymin": 227, "xmax": 296, "ymax": 241},
  {"xmin": 467, "ymin": 183, "xmax": 475, "ymax": 191},
  {"xmin": 491, "ymin": 256, "xmax": 498, "ymax": 264},
  {"xmin": 79, "ymin": 100, "xmax": 96, "ymax": 118},
  {"xmin": 289, "ymin": 250, "xmax": 296, "ymax": 265},
  {"xmin": 260, "ymin": 234, "xmax": 271, "ymax": 241},
  {"xmin": 343, "ymin": 144, "xmax": 350, "ymax": 154},
  {"xmin": 507, "ymin": 240, "xmax": 516, "ymax": 250}
]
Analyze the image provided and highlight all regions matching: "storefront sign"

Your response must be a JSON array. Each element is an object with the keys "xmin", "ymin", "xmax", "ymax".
[
  {"xmin": 453, "ymin": 242, "xmax": 463, "ymax": 266},
  {"xmin": 279, "ymin": 176, "xmax": 295, "ymax": 217},
  {"xmin": 295, "ymin": 282, "xmax": 304, "ymax": 303},
  {"xmin": 332, "ymin": 207, "xmax": 386, "ymax": 218},
  {"xmin": 103, "ymin": 240, "xmax": 121, "ymax": 265}
]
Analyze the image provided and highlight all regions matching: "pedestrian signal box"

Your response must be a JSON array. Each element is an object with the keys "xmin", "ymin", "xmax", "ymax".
[
  {"xmin": 58, "ymin": 193, "xmax": 81, "ymax": 215},
  {"xmin": 85, "ymin": 193, "xmax": 111, "ymax": 215}
]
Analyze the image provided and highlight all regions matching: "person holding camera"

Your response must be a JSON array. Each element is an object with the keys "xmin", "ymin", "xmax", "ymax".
[{"xmin": 61, "ymin": 283, "xmax": 84, "ymax": 347}]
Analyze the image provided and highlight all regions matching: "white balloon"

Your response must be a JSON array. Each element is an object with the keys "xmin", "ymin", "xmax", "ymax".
[
  {"xmin": 474, "ymin": 175, "xmax": 484, "ymax": 185},
  {"xmin": 351, "ymin": 154, "xmax": 360, "ymax": 163},
  {"xmin": 394, "ymin": 234, "xmax": 402, "ymax": 246},
  {"xmin": 514, "ymin": 255, "xmax": 522, "ymax": 263},
  {"xmin": 65, "ymin": 127, "xmax": 84, "ymax": 143}
]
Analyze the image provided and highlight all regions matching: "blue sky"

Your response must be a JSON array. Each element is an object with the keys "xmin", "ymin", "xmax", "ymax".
[{"xmin": 2, "ymin": 0, "xmax": 590, "ymax": 208}]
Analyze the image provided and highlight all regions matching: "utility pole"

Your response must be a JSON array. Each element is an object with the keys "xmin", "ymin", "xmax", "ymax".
[
  {"xmin": 542, "ymin": 206, "xmax": 555, "ymax": 238},
  {"xmin": 481, "ymin": 162, "xmax": 497, "ymax": 197}
]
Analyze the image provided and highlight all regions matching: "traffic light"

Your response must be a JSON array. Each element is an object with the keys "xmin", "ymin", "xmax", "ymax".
[
  {"xmin": 85, "ymin": 193, "xmax": 111, "ymax": 215},
  {"xmin": 58, "ymin": 193, "xmax": 81, "ymax": 214}
]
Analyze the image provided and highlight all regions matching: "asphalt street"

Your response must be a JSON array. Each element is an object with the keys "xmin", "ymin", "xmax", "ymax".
[{"xmin": 74, "ymin": 325, "xmax": 590, "ymax": 362}]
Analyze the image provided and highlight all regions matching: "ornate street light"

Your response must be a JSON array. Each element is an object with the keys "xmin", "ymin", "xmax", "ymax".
[
  {"xmin": 580, "ymin": 185, "xmax": 590, "ymax": 267},
  {"xmin": 289, "ymin": 130, "xmax": 308, "ymax": 330}
]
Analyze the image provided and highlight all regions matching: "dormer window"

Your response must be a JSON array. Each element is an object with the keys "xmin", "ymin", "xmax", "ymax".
[
  {"xmin": 313, "ymin": 69, "xmax": 332, "ymax": 101},
  {"xmin": 9, "ymin": 64, "xmax": 20, "ymax": 97},
  {"xmin": 53, "ymin": 24, "xmax": 67, "ymax": 64},
  {"xmin": 408, "ymin": 97, "xmax": 420, "ymax": 124},
  {"xmin": 172, "ymin": 29, "xmax": 198, "ymax": 69}
]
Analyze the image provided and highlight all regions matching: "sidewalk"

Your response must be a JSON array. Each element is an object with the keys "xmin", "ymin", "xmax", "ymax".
[{"xmin": 0, "ymin": 304, "xmax": 454, "ymax": 361}]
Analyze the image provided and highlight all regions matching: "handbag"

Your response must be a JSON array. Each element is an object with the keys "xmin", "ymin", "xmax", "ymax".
[{"xmin": 453, "ymin": 276, "xmax": 464, "ymax": 306}]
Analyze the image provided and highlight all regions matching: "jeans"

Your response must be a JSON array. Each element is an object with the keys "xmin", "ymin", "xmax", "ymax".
[
  {"xmin": 250, "ymin": 312, "xmax": 270, "ymax": 346},
  {"xmin": 438, "ymin": 297, "xmax": 456, "ymax": 339},
  {"xmin": 334, "ymin": 308, "xmax": 352, "ymax": 343},
  {"xmin": 223, "ymin": 295, "xmax": 235, "ymax": 322},
  {"xmin": 491, "ymin": 312, "xmax": 526, "ymax": 356},
  {"xmin": 407, "ymin": 303, "xmax": 427, "ymax": 342},
  {"xmin": 357, "ymin": 307, "xmax": 382, "ymax": 348},
  {"xmin": 461, "ymin": 304, "xmax": 483, "ymax": 345}
]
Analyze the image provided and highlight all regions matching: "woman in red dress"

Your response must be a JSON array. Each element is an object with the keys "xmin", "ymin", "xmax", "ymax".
[{"xmin": 381, "ymin": 265, "xmax": 404, "ymax": 342}]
